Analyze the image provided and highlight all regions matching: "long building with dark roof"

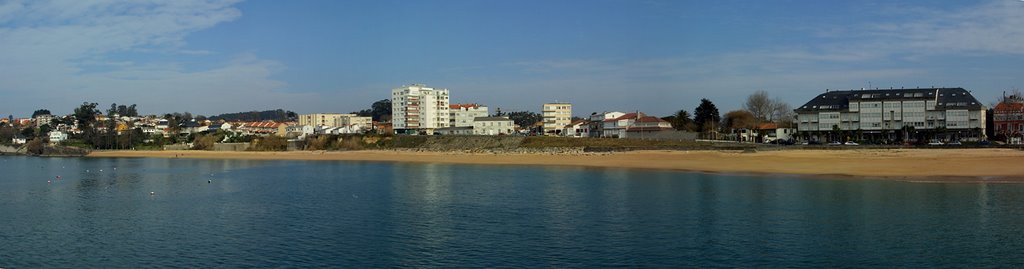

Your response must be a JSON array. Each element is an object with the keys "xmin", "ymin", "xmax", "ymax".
[{"xmin": 794, "ymin": 87, "xmax": 986, "ymax": 141}]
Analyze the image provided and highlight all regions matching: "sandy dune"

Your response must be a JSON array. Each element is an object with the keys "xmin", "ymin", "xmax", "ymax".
[{"xmin": 87, "ymin": 149, "xmax": 1024, "ymax": 182}]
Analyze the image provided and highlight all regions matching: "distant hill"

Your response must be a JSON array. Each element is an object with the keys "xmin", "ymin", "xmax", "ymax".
[{"xmin": 209, "ymin": 109, "xmax": 297, "ymax": 122}]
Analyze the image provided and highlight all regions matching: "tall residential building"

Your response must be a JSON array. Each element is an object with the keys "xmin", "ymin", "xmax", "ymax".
[
  {"xmin": 794, "ymin": 87, "xmax": 986, "ymax": 141},
  {"xmin": 337, "ymin": 115, "xmax": 372, "ymax": 127},
  {"xmin": 299, "ymin": 113, "xmax": 346, "ymax": 127},
  {"xmin": 542, "ymin": 102, "xmax": 572, "ymax": 135},
  {"xmin": 993, "ymin": 93, "xmax": 1024, "ymax": 144},
  {"xmin": 450, "ymin": 104, "xmax": 489, "ymax": 127},
  {"xmin": 392, "ymin": 84, "xmax": 450, "ymax": 134}
]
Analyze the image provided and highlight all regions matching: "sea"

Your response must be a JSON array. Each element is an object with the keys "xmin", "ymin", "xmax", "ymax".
[{"xmin": 1, "ymin": 156, "xmax": 1023, "ymax": 268}]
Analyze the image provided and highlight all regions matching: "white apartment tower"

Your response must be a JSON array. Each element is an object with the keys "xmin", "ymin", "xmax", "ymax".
[
  {"xmin": 392, "ymin": 84, "xmax": 450, "ymax": 134},
  {"xmin": 542, "ymin": 102, "xmax": 572, "ymax": 136}
]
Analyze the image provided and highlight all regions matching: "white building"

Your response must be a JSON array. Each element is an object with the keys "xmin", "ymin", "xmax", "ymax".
[
  {"xmin": 542, "ymin": 102, "xmax": 572, "ymax": 136},
  {"xmin": 48, "ymin": 131, "xmax": 68, "ymax": 143},
  {"xmin": 316, "ymin": 125, "xmax": 364, "ymax": 135},
  {"xmin": 602, "ymin": 112, "xmax": 673, "ymax": 138},
  {"xmin": 758, "ymin": 123, "xmax": 797, "ymax": 143},
  {"xmin": 283, "ymin": 125, "xmax": 316, "ymax": 139},
  {"xmin": 450, "ymin": 104, "xmax": 489, "ymax": 127},
  {"xmin": 299, "ymin": 113, "xmax": 344, "ymax": 127},
  {"xmin": 472, "ymin": 117, "xmax": 515, "ymax": 135},
  {"xmin": 337, "ymin": 115, "xmax": 371, "ymax": 128},
  {"xmin": 589, "ymin": 111, "xmax": 625, "ymax": 137},
  {"xmin": 563, "ymin": 120, "xmax": 589, "ymax": 138},
  {"xmin": 795, "ymin": 88, "xmax": 986, "ymax": 142},
  {"xmin": 392, "ymin": 84, "xmax": 450, "ymax": 134},
  {"xmin": 34, "ymin": 114, "xmax": 54, "ymax": 128}
]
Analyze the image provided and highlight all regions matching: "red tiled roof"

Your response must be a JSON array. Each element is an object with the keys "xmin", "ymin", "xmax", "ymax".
[
  {"xmin": 604, "ymin": 112, "xmax": 639, "ymax": 122},
  {"xmin": 567, "ymin": 119, "xmax": 588, "ymax": 126},
  {"xmin": 243, "ymin": 121, "xmax": 283, "ymax": 128},
  {"xmin": 995, "ymin": 102, "xmax": 1024, "ymax": 112},
  {"xmin": 626, "ymin": 126, "xmax": 672, "ymax": 132},
  {"xmin": 635, "ymin": 116, "xmax": 667, "ymax": 123},
  {"xmin": 757, "ymin": 123, "xmax": 778, "ymax": 130},
  {"xmin": 450, "ymin": 103, "xmax": 483, "ymax": 109}
]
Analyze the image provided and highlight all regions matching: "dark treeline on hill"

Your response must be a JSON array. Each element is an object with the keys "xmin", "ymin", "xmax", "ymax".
[{"xmin": 208, "ymin": 109, "xmax": 297, "ymax": 122}]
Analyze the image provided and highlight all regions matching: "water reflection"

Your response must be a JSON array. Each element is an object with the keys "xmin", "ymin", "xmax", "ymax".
[{"xmin": 2, "ymin": 156, "xmax": 1024, "ymax": 267}]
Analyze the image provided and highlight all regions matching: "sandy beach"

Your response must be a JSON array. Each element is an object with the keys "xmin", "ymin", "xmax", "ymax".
[{"xmin": 86, "ymin": 148, "xmax": 1024, "ymax": 182}]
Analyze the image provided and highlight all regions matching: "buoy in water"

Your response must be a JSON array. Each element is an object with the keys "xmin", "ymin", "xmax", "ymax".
[
  {"xmin": 149, "ymin": 191, "xmax": 155, "ymax": 195},
  {"xmin": 208, "ymin": 180, "xmax": 212, "ymax": 183}
]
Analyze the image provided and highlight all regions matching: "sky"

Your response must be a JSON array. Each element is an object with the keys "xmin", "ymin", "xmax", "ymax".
[{"xmin": 1, "ymin": 0, "xmax": 1023, "ymax": 118}]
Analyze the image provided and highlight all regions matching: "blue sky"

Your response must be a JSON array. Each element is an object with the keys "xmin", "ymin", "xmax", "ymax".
[{"xmin": 1, "ymin": 0, "xmax": 1022, "ymax": 117}]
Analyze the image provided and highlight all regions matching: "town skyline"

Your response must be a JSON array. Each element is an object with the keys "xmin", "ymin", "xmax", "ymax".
[{"xmin": 2, "ymin": 0, "xmax": 1023, "ymax": 117}]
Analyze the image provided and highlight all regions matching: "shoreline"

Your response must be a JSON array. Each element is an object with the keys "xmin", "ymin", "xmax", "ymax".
[{"xmin": 84, "ymin": 148, "xmax": 1024, "ymax": 183}]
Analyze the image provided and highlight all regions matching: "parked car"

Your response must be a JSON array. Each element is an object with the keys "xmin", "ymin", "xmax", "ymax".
[
  {"xmin": 928, "ymin": 140, "xmax": 944, "ymax": 146},
  {"xmin": 844, "ymin": 141, "xmax": 859, "ymax": 146},
  {"xmin": 828, "ymin": 141, "xmax": 842, "ymax": 145},
  {"xmin": 947, "ymin": 141, "xmax": 962, "ymax": 145}
]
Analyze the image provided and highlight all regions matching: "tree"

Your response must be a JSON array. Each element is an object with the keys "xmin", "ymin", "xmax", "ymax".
[
  {"xmin": 39, "ymin": 124, "xmax": 52, "ymax": 137},
  {"xmin": 192, "ymin": 134, "xmax": 218, "ymax": 150},
  {"xmin": 666, "ymin": 110, "xmax": 695, "ymax": 131},
  {"xmin": 108, "ymin": 103, "xmax": 118, "ymax": 117},
  {"xmin": 745, "ymin": 90, "xmax": 794, "ymax": 124},
  {"xmin": 370, "ymin": 99, "xmax": 392, "ymax": 122},
  {"xmin": 772, "ymin": 101, "xmax": 795, "ymax": 127},
  {"xmin": 20, "ymin": 126, "xmax": 36, "ymax": 138},
  {"xmin": 127, "ymin": 104, "xmax": 138, "ymax": 117},
  {"xmin": 31, "ymin": 109, "xmax": 51, "ymax": 118},
  {"xmin": 25, "ymin": 138, "xmax": 44, "ymax": 155},
  {"xmin": 506, "ymin": 111, "xmax": 542, "ymax": 129},
  {"xmin": 0, "ymin": 125, "xmax": 16, "ymax": 145},
  {"xmin": 693, "ymin": 99, "xmax": 721, "ymax": 133},
  {"xmin": 722, "ymin": 110, "xmax": 756, "ymax": 131},
  {"xmin": 74, "ymin": 102, "xmax": 100, "ymax": 130},
  {"xmin": 744, "ymin": 90, "xmax": 774, "ymax": 122}
]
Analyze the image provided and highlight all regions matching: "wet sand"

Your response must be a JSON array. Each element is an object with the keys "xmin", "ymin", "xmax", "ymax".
[{"xmin": 87, "ymin": 149, "xmax": 1024, "ymax": 182}]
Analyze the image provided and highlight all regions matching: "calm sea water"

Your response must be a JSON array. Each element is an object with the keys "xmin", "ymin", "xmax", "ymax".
[{"xmin": 1, "ymin": 156, "xmax": 1023, "ymax": 268}]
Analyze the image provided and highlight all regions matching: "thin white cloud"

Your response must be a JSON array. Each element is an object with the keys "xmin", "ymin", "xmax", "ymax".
[
  {"xmin": 847, "ymin": 1, "xmax": 1024, "ymax": 56},
  {"xmin": 0, "ymin": 0, "xmax": 300, "ymax": 116}
]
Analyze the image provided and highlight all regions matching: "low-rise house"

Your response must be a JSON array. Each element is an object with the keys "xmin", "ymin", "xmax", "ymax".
[
  {"xmin": 281, "ymin": 125, "xmax": 315, "ymax": 139},
  {"xmin": 48, "ymin": 131, "xmax": 68, "ymax": 144},
  {"xmin": 589, "ymin": 112, "xmax": 625, "ymax": 137},
  {"xmin": 14, "ymin": 118, "xmax": 31, "ymax": 126},
  {"xmin": 473, "ymin": 117, "xmax": 515, "ymax": 135},
  {"xmin": 450, "ymin": 104, "xmax": 489, "ymax": 127},
  {"xmin": 624, "ymin": 116, "xmax": 673, "ymax": 138},
  {"xmin": 435, "ymin": 126, "xmax": 474, "ymax": 135},
  {"xmin": 240, "ymin": 121, "xmax": 284, "ymax": 135},
  {"xmin": 994, "ymin": 93, "xmax": 1024, "ymax": 144},
  {"xmin": 563, "ymin": 120, "xmax": 589, "ymax": 138},
  {"xmin": 602, "ymin": 112, "xmax": 673, "ymax": 138},
  {"xmin": 155, "ymin": 119, "xmax": 169, "ymax": 130},
  {"xmin": 180, "ymin": 120, "xmax": 207, "ymax": 134},
  {"xmin": 315, "ymin": 125, "xmax": 364, "ymax": 135},
  {"xmin": 757, "ymin": 123, "xmax": 796, "ymax": 143},
  {"xmin": 11, "ymin": 135, "xmax": 27, "ymax": 145}
]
